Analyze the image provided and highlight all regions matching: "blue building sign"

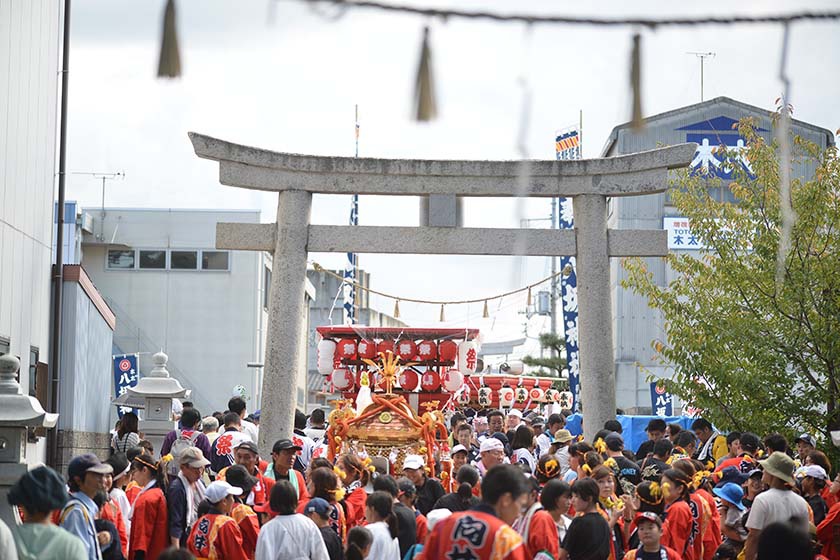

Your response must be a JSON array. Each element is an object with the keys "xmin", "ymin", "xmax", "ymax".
[{"xmin": 677, "ymin": 116, "xmax": 766, "ymax": 180}]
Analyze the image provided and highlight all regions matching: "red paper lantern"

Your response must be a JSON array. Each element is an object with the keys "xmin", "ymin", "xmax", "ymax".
[
  {"xmin": 331, "ymin": 368, "xmax": 354, "ymax": 391},
  {"xmin": 336, "ymin": 338, "xmax": 357, "ymax": 361},
  {"xmin": 439, "ymin": 340, "xmax": 457, "ymax": 362},
  {"xmin": 421, "ymin": 370, "xmax": 441, "ymax": 392},
  {"xmin": 357, "ymin": 338, "xmax": 377, "ymax": 360},
  {"xmin": 377, "ymin": 340, "xmax": 395, "ymax": 357},
  {"xmin": 399, "ymin": 370, "xmax": 419, "ymax": 391},
  {"xmin": 396, "ymin": 339, "xmax": 417, "ymax": 361},
  {"xmin": 416, "ymin": 340, "xmax": 438, "ymax": 361}
]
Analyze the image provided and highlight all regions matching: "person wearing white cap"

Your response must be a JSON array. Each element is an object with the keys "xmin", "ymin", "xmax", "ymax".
[
  {"xmin": 505, "ymin": 408, "xmax": 523, "ymax": 435},
  {"xmin": 798, "ymin": 464, "xmax": 829, "ymax": 525},
  {"xmin": 473, "ymin": 438, "xmax": 505, "ymax": 477},
  {"xmin": 185, "ymin": 481, "xmax": 249, "ymax": 560},
  {"xmin": 401, "ymin": 454, "xmax": 445, "ymax": 516}
]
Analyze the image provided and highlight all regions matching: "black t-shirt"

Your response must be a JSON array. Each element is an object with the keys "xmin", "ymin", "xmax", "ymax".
[
  {"xmin": 636, "ymin": 440, "xmax": 655, "ymax": 462},
  {"xmin": 393, "ymin": 502, "xmax": 417, "ymax": 557},
  {"xmin": 434, "ymin": 492, "xmax": 481, "ymax": 513},
  {"xmin": 806, "ymin": 494, "xmax": 828, "ymax": 526},
  {"xmin": 319, "ymin": 525, "xmax": 344, "ymax": 560},
  {"xmin": 614, "ymin": 455, "xmax": 642, "ymax": 493},
  {"xmin": 640, "ymin": 457, "xmax": 669, "ymax": 482},
  {"xmin": 416, "ymin": 477, "xmax": 446, "ymax": 515},
  {"xmin": 562, "ymin": 512, "xmax": 611, "ymax": 560},
  {"xmin": 637, "ymin": 547, "xmax": 667, "ymax": 560}
]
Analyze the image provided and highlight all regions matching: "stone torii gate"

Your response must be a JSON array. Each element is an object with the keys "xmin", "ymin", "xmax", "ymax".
[{"xmin": 190, "ymin": 132, "xmax": 696, "ymax": 447}]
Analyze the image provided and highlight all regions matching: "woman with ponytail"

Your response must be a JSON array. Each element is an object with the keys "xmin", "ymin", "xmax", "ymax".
[
  {"xmin": 433, "ymin": 464, "xmax": 480, "ymax": 512},
  {"xmin": 307, "ymin": 467, "xmax": 347, "ymax": 543},
  {"xmin": 626, "ymin": 480, "xmax": 665, "ymax": 550},
  {"xmin": 672, "ymin": 459, "xmax": 710, "ymax": 560},
  {"xmin": 127, "ymin": 454, "xmax": 168, "ymax": 560},
  {"xmin": 337, "ymin": 454, "xmax": 371, "ymax": 529},
  {"xmin": 660, "ymin": 468, "xmax": 698, "ymax": 560},
  {"xmin": 364, "ymin": 491, "xmax": 400, "ymax": 560},
  {"xmin": 345, "ymin": 526, "xmax": 373, "ymax": 560}
]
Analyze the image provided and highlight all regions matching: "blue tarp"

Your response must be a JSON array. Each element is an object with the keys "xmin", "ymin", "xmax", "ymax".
[{"xmin": 564, "ymin": 414, "xmax": 697, "ymax": 455}]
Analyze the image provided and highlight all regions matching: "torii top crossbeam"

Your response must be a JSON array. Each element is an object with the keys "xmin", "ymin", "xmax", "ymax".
[{"xmin": 189, "ymin": 131, "xmax": 696, "ymax": 446}]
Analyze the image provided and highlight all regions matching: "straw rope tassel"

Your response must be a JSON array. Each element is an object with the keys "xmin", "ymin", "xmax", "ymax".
[
  {"xmin": 439, "ymin": 304, "xmax": 445, "ymax": 322},
  {"xmin": 157, "ymin": 0, "xmax": 181, "ymax": 78},
  {"xmin": 630, "ymin": 33, "xmax": 643, "ymax": 131},
  {"xmin": 527, "ymin": 287, "xmax": 532, "ymax": 307},
  {"xmin": 414, "ymin": 26, "xmax": 437, "ymax": 121},
  {"xmin": 483, "ymin": 300, "xmax": 490, "ymax": 318},
  {"xmin": 394, "ymin": 300, "xmax": 401, "ymax": 318}
]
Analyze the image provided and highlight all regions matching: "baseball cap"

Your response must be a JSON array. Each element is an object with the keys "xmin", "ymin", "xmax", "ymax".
[
  {"xmin": 634, "ymin": 511, "xmax": 663, "ymax": 527},
  {"xmin": 507, "ymin": 409, "xmax": 522, "ymax": 418},
  {"xmin": 398, "ymin": 478, "xmax": 417, "ymax": 496},
  {"xmin": 304, "ymin": 497, "xmax": 332, "ymax": 518},
  {"xmin": 529, "ymin": 416, "xmax": 545, "ymax": 427},
  {"xmin": 794, "ymin": 433, "xmax": 817, "ymax": 448},
  {"xmin": 480, "ymin": 438, "xmax": 504, "ymax": 453},
  {"xmin": 235, "ymin": 440, "xmax": 260, "ymax": 455},
  {"xmin": 426, "ymin": 508, "xmax": 453, "ymax": 532},
  {"xmin": 225, "ymin": 464, "xmax": 258, "ymax": 492},
  {"xmin": 205, "ymin": 481, "xmax": 242, "ymax": 504},
  {"xmin": 403, "ymin": 454, "xmax": 425, "ymax": 470},
  {"xmin": 68, "ymin": 454, "xmax": 113, "ymax": 481},
  {"xmin": 272, "ymin": 438, "xmax": 302, "ymax": 453},
  {"xmin": 800, "ymin": 464, "xmax": 828, "ymax": 480},
  {"xmin": 604, "ymin": 432, "xmax": 624, "ymax": 451},
  {"xmin": 179, "ymin": 447, "xmax": 211, "ymax": 468},
  {"xmin": 451, "ymin": 444, "xmax": 468, "ymax": 456}
]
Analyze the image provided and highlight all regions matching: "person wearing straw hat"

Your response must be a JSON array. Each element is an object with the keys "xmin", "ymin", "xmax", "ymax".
[
  {"xmin": 186, "ymin": 481, "xmax": 249, "ymax": 560},
  {"xmin": 742, "ymin": 452, "xmax": 810, "ymax": 560}
]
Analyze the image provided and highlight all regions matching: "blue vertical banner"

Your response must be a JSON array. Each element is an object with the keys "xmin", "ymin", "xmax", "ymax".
[
  {"xmin": 113, "ymin": 354, "xmax": 139, "ymax": 417},
  {"xmin": 650, "ymin": 382, "xmax": 673, "ymax": 416},
  {"xmin": 343, "ymin": 195, "xmax": 358, "ymax": 325},
  {"xmin": 556, "ymin": 126, "xmax": 581, "ymax": 412}
]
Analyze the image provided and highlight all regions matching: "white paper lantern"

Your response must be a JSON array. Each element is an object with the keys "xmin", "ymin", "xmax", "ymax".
[
  {"xmin": 331, "ymin": 368, "xmax": 354, "ymax": 391},
  {"xmin": 457, "ymin": 341, "xmax": 478, "ymax": 374},
  {"xmin": 499, "ymin": 387, "xmax": 515, "ymax": 407},
  {"xmin": 442, "ymin": 369, "xmax": 464, "ymax": 392},
  {"xmin": 515, "ymin": 387, "xmax": 528, "ymax": 403},
  {"xmin": 477, "ymin": 386, "xmax": 492, "ymax": 408},
  {"xmin": 457, "ymin": 386, "xmax": 471, "ymax": 405},
  {"xmin": 545, "ymin": 388, "xmax": 560, "ymax": 403},
  {"xmin": 529, "ymin": 387, "xmax": 545, "ymax": 402},
  {"xmin": 317, "ymin": 339, "xmax": 337, "ymax": 376}
]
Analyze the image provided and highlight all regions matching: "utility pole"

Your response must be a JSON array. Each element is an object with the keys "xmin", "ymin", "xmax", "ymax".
[
  {"xmin": 71, "ymin": 171, "xmax": 124, "ymax": 240},
  {"xmin": 687, "ymin": 52, "xmax": 715, "ymax": 101}
]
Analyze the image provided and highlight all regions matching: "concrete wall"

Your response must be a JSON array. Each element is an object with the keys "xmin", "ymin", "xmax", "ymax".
[
  {"xmin": 602, "ymin": 97, "xmax": 835, "ymax": 413},
  {"xmin": 80, "ymin": 209, "xmax": 267, "ymax": 416},
  {"xmin": 0, "ymin": 1, "xmax": 63, "ymax": 464}
]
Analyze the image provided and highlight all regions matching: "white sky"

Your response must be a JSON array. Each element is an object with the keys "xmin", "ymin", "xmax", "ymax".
[{"xmin": 66, "ymin": 0, "xmax": 840, "ymax": 355}]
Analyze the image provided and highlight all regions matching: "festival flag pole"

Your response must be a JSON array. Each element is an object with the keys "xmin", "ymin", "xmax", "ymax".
[{"xmin": 343, "ymin": 105, "xmax": 361, "ymax": 325}]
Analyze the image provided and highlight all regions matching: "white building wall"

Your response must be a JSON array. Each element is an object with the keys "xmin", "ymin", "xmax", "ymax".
[
  {"xmin": 81, "ymin": 209, "xmax": 265, "ymax": 415},
  {"xmin": 0, "ymin": 1, "xmax": 61, "ymax": 393}
]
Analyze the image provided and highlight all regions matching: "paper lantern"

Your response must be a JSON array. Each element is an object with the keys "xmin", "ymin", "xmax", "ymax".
[
  {"xmin": 399, "ymin": 369, "xmax": 419, "ymax": 391},
  {"xmin": 336, "ymin": 338, "xmax": 357, "ymax": 361},
  {"xmin": 317, "ymin": 339, "xmax": 337, "ymax": 376},
  {"xmin": 439, "ymin": 340, "xmax": 457, "ymax": 362},
  {"xmin": 529, "ymin": 387, "xmax": 545, "ymax": 402},
  {"xmin": 515, "ymin": 387, "xmax": 528, "ymax": 403},
  {"xmin": 457, "ymin": 341, "xmax": 478, "ymax": 373},
  {"xmin": 396, "ymin": 339, "xmax": 417, "ymax": 361},
  {"xmin": 457, "ymin": 386, "xmax": 471, "ymax": 405},
  {"xmin": 377, "ymin": 340, "xmax": 395, "ymax": 356},
  {"xmin": 357, "ymin": 339, "xmax": 376, "ymax": 360},
  {"xmin": 331, "ymin": 368, "xmax": 354, "ymax": 391},
  {"xmin": 499, "ymin": 386, "xmax": 515, "ymax": 407},
  {"xmin": 477, "ymin": 386, "xmax": 492, "ymax": 407},
  {"xmin": 442, "ymin": 369, "xmax": 464, "ymax": 392},
  {"xmin": 417, "ymin": 340, "xmax": 438, "ymax": 361},
  {"xmin": 421, "ymin": 370, "xmax": 441, "ymax": 392},
  {"xmin": 545, "ymin": 388, "xmax": 560, "ymax": 403},
  {"xmin": 558, "ymin": 391, "xmax": 573, "ymax": 409}
]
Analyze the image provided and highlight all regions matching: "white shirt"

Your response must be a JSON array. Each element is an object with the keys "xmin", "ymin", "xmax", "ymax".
[
  {"xmin": 220, "ymin": 419, "xmax": 259, "ymax": 443},
  {"xmin": 366, "ymin": 521, "xmax": 400, "ymax": 560},
  {"xmin": 536, "ymin": 432, "xmax": 553, "ymax": 458},
  {"xmin": 745, "ymin": 488, "xmax": 809, "ymax": 532},
  {"xmin": 109, "ymin": 487, "xmax": 132, "ymax": 536},
  {"xmin": 512, "ymin": 448, "xmax": 537, "ymax": 474},
  {"xmin": 255, "ymin": 514, "xmax": 329, "ymax": 560}
]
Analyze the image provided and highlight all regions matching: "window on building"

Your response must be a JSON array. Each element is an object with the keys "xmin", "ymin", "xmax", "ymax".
[
  {"xmin": 0, "ymin": 338, "xmax": 9, "ymax": 356},
  {"xmin": 201, "ymin": 251, "xmax": 230, "ymax": 271},
  {"xmin": 171, "ymin": 250, "xmax": 198, "ymax": 270},
  {"xmin": 107, "ymin": 250, "xmax": 135, "ymax": 269},
  {"xmin": 28, "ymin": 347, "xmax": 38, "ymax": 398},
  {"xmin": 263, "ymin": 266, "xmax": 271, "ymax": 311},
  {"xmin": 139, "ymin": 250, "xmax": 166, "ymax": 269}
]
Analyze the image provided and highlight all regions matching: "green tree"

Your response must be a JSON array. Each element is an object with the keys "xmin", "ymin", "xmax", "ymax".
[
  {"xmin": 523, "ymin": 332, "xmax": 568, "ymax": 389},
  {"xmin": 622, "ymin": 120, "xmax": 840, "ymax": 448}
]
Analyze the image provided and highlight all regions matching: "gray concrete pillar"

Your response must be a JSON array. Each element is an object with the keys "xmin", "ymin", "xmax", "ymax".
[
  {"xmin": 259, "ymin": 190, "xmax": 312, "ymax": 454},
  {"xmin": 573, "ymin": 194, "xmax": 615, "ymax": 441}
]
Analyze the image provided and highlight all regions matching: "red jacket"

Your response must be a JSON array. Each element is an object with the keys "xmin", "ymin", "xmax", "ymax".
[
  {"xmin": 128, "ymin": 486, "xmax": 169, "ymax": 560},
  {"xmin": 344, "ymin": 487, "xmax": 368, "ymax": 529},
  {"xmin": 623, "ymin": 545, "xmax": 681, "ymax": 560},
  {"xmin": 421, "ymin": 506, "xmax": 526, "ymax": 560},
  {"xmin": 522, "ymin": 509, "xmax": 559, "ymax": 560},
  {"xmin": 100, "ymin": 497, "xmax": 128, "ymax": 558},
  {"xmin": 187, "ymin": 513, "xmax": 249, "ymax": 560},
  {"xmin": 662, "ymin": 500, "xmax": 697, "ymax": 560},
  {"xmin": 230, "ymin": 502, "xmax": 260, "ymax": 559},
  {"xmin": 817, "ymin": 502, "xmax": 840, "ymax": 560}
]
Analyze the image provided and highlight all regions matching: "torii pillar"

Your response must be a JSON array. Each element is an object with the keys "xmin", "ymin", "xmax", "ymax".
[{"xmin": 190, "ymin": 132, "xmax": 696, "ymax": 446}]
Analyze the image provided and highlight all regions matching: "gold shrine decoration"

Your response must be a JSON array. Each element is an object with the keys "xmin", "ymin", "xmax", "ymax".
[{"xmin": 362, "ymin": 352, "xmax": 417, "ymax": 394}]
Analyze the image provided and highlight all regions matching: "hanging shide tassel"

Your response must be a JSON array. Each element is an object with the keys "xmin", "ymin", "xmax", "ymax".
[
  {"xmin": 414, "ymin": 26, "xmax": 437, "ymax": 122},
  {"xmin": 483, "ymin": 300, "xmax": 490, "ymax": 319},
  {"xmin": 393, "ymin": 300, "xmax": 401, "ymax": 319},
  {"xmin": 157, "ymin": 0, "xmax": 181, "ymax": 78},
  {"xmin": 439, "ymin": 304, "xmax": 445, "ymax": 322},
  {"xmin": 527, "ymin": 287, "xmax": 533, "ymax": 307},
  {"xmin": 630, "ymin": 33, "xmax": 643, "ymax": 131}
]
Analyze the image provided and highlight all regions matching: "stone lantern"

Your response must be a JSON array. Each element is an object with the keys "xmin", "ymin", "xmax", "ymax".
[
  {"xmin": 128, "ymin": 351, "xmax": 188, "ymax": 456},
  {"xmin": 0, "ymin": 353, "xmax": 59, "ymax": 527}
]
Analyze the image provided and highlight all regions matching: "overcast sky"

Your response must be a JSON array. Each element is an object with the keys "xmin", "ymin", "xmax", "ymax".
[{"xmin": 66, "ymin": 0, "xmax": 840, "ymax": 354}]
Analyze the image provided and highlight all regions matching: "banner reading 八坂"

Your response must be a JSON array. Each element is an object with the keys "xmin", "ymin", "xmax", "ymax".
[
  {"xmin": 650, "ymin": 382, "xmax": 673, "ymax": 417},
  {"xmin": 113, "ymin": 354, "xmax": 139, "ymax": 417}
]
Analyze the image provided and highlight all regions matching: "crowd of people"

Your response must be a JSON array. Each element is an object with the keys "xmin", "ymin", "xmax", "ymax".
[{"xmin": 2, "ymin": 396, "xmax": 840, "ymax": 560}]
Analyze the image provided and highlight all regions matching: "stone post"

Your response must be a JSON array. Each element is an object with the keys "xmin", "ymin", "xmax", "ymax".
[
  {"xmin": 128, "ymin": 351, "xmax": 188, "ymax": 456},
  {"xmin": 259, "ymin": 190, "xmax": 313, "ymax": 454},
  {"xmin": 573, "ymin": 194, "xmax": 615, "ymax": 441},
  {"xmin": 0, "ymin": 354, "xmax": 58, "ymax": 527}
]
